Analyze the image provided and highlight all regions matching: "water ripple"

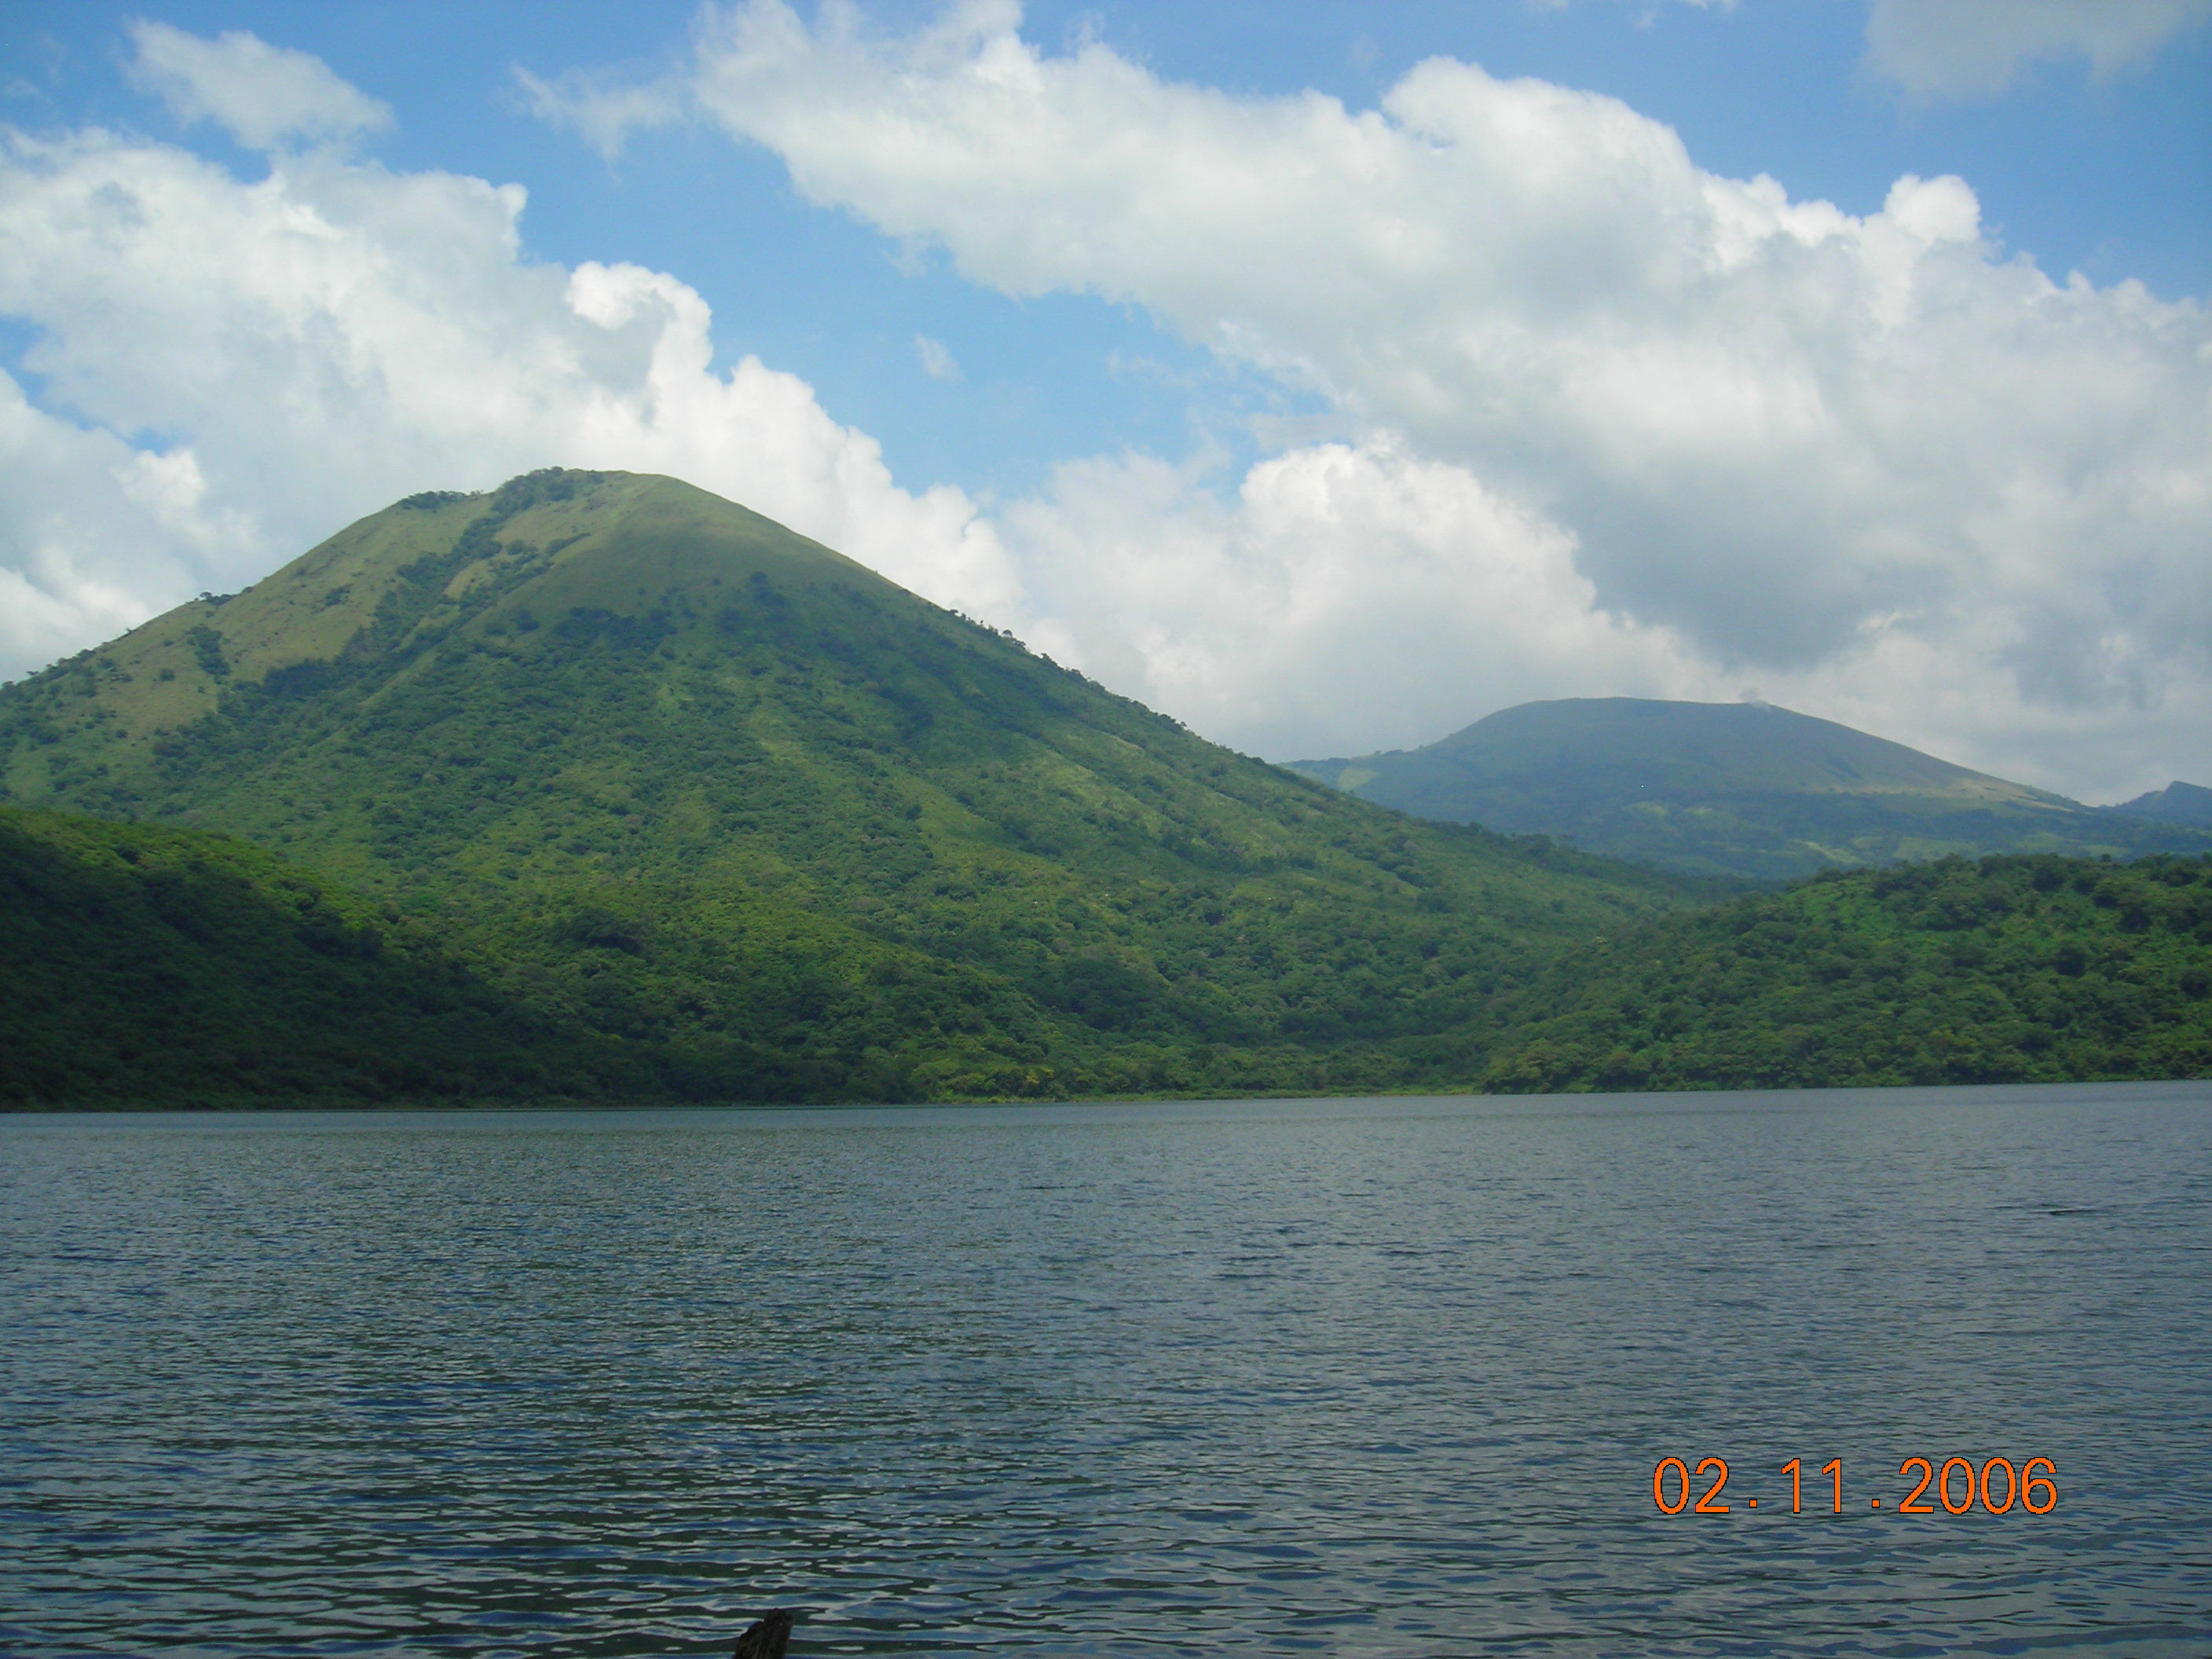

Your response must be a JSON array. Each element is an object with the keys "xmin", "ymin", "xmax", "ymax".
[{"xmin": 3, "ymin": 1082, "xmax": 2208, "ymax": 1655}]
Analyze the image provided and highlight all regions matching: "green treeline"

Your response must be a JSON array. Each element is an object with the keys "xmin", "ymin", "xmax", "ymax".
[
  {"xmin": 0, "ymin": 800, "xmax": 1637, "ymax": 1107},
  {"xmin": 1481, "ymin": 855, "xmax": 2212, "ymax": 1092},
  {"xmin": 6, "ymin": 804, "xmax": 2205, "ymax": 1106}
]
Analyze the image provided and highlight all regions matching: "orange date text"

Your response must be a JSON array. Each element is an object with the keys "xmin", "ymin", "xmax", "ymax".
[{"xmin": 1650, "ymin": 1456, "xmax": 2056, "ymax": 1515}]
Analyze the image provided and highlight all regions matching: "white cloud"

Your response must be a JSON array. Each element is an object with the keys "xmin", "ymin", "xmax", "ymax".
[
  {"xmin": 0, "ymin": 91, "xmax": 1713, "ymax": 771},
  {"xmin": 0, "ymin": 372, "xmax": 174, "ymax": 671},
  {"xmin": 1000, "ymin": 440, "xmax": 1704, "ymax": 761},
  {"xmin": 515, "ymin": 62, "xmax": 687, "ymax": 163},
  {"xmin": 1866, "ymin": 0, "xmax": 2212, "ymax": 98},
  {"xmin": 5, "ymin": 20, "xmax": 2208, "ymax": 805},
  {"xmin": 553, "ymin": 0, "xmax": 2211, "ymax": 800},
  {"xmin": 0, "ymin": 96, "xmax": 1716, "ymax": 779},
  {"xmin": 995, "ymin": 436, "xmax": 2212, "ymax": 800},
  {"xmin": 914, "ymin": 333, "xmax": 961, "ymax": 379},
  {"xmin": 123, "ymin": 20, "xmax": 394, "ymax": 151},
  {"xmin": 0, "ymin": 111, "xmax": 1022, "ymax": 679}
]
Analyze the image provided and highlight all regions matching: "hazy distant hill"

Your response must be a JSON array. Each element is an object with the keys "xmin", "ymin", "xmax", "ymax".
[
  {"xmin": 1290, "ymin": 698, "xmax": 2212, "ymax": 882},
  {"xmin": 0, "ymin": 471, "xmax": 1708, "ymax": 1103},
  {"xmin": 2110, "ymin": 781, "xmax": 2212, "ymax": 829}
]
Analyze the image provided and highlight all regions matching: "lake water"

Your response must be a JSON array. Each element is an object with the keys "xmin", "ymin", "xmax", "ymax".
[{"xmin": 3, "ymin": 1083, "xmax": 2208, "ymax": 1657}]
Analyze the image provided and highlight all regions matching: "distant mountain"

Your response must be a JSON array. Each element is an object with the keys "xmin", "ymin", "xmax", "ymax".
[
  {"xmin": 0, "ymin": 471, "xmax": 1708, "ymax": 1104},
  {"xmin": 1289, "ymin": 698, "xmax": 2212, "ymax": 882},
  {"xmin": 2108, "ymin": 781, "xmax": 2212, "ymax": 829}
]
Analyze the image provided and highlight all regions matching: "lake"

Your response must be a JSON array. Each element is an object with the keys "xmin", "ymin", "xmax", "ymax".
[{"xmin": 3, "ymin": 1082, "xmax": 2207, "ymax": 1656}]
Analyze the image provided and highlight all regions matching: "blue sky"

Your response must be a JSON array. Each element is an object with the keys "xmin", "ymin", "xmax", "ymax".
[{"xmin": 2, "ymin": 2, "xmax": 2208, "ymax": 798}]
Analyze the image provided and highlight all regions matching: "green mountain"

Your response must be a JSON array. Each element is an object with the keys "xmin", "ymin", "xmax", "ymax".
[
  {"xmin": 1289, "ymin": 698, "xmax": 2212, "ymax": 882},
  {"xmin": 1481, "ymin": 853, "xmax": 2212, "ymax": 1093},
  {"xmin": 0, "ymin": 470, "xmax": 1708, "ymax": 1104}
]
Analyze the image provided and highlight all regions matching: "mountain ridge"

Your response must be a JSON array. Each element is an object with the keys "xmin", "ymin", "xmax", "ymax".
[
  {"xmin": 1290, "ymin": 698, "xmax": 2211, "ymax": 882},
  {"xmin": 2111, "ymin": 781, "xmax": 2212, "ymax": 828}
]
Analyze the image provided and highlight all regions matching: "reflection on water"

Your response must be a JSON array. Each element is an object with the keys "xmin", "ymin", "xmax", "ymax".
[{"xmin": 3, "ymin": 1082, "xmax": 2208, "ymax": 1656}]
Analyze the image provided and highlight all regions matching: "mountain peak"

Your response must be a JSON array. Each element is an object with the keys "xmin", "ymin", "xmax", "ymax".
[
  {"xmin": 9, "ymin": 470, "xmax": 884, "ymax": 749},
  {"xmin": 2110, "ymin": 780, "xmax": 2212, "ymax": 828}
]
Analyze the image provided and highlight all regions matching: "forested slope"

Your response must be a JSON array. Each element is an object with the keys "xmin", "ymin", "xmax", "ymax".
[
  {"xmin": 1481, "ymin": 855, "xmax": 2212, "ymax": 1092},
  {"xmin": 1, "ymin": 808, "xmax": 599, "ymax": 1104},
  {"xmin": 8, "ymin": 809, "xmax": 2205, "ymax": 1104}
]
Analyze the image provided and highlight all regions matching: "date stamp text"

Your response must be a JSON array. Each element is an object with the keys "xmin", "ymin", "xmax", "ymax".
[{"xmin": 1651, "ymin": 1456, "xmax": 2057, "ymax": 1515}]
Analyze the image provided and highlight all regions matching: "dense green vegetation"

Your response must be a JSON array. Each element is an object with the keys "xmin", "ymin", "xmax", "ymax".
[
  {"xmin": 0, "ymin": 804, "xmax": 1119, "ymax": 1105},
  {"xmin": 1292, "ymin": 698, "xmax": 2212, "ymax": 882},
  {"xmin": 1, "ymin": 807, "xmax": 580, "ymax": 1104},
  {"xmin": 0, "ymin": 471, "xmax": 1712, "ymax": 1104},
  {"xmin": 9, "ymin": 808, "xmax": 2203, "ymax": 1107},
  {"xmin": 1481, "ymin": 855, "xmax": 2212, "ymax": 1092}
]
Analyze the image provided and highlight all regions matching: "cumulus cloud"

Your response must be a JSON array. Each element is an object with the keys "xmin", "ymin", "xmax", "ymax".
[
  {"xmin": 1866, "ymin": 0, "xmax": 2212, "ymax": 98},
  {"xmin": 6, "ymin": 17, "xmax": 2208, "ymax": 804},
  {"xmin": 992, "ymin": 438, "xmax": 2212, "ymax": 798},
  {"xmin": 999, "ymin": 440, "xmax": 1703, "ymax": 761},
  {"xmin": 0, "ymin": 101, "xmax": 1686, "ymax": 767},
  {"xmin": 548, "ymin": 0, "xmax": 2210, "ymax": 797},
  {"xmin": 0, "ymin": 372, "xmax": 188, "ymax": 672},
  {"xmin": 123, "ymin": 20, "xmax": 394, "ymax": 150},
  {"xmin": 0, "ymin": 110, "xmax": 1020, "ymax": 677}
]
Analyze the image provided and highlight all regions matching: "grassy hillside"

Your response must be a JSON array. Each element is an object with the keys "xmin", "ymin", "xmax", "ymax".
[
  {"xmin": 1291, "ymin": 698, "xmax": 2212, "ymax": 882},
  {"xmin": 1, "ymin": 470, "xmax": 1715, "ymax": 1103},
  {"xmin": 1481, "ymin": 854, "xmax": 2212, "ymax": 1093}
]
